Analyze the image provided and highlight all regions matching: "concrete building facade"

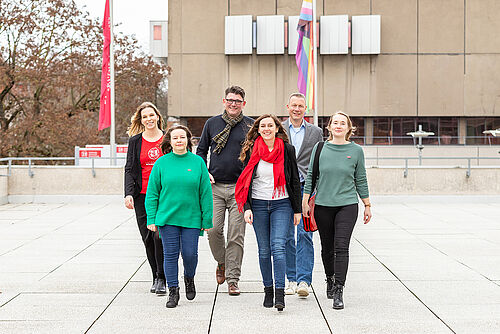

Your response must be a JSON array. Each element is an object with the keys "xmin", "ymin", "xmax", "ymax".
[{"xmin": 167, "ymin": 0, "xmax": 500, "ymax": 144}]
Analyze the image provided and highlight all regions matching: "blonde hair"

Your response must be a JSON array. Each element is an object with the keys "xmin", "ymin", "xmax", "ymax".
[
  {"xmin": 327, "ymin": 111, "xmax": 356, "ymax": 141},
  {"xmin": 127, "ymin": 102, "xmax": 165, "ymax": 137}
]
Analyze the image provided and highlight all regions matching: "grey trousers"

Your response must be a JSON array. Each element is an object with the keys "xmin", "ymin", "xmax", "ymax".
[{"xmin": 207, "ymin": 182, "xmax": 245, "ymax": 284}]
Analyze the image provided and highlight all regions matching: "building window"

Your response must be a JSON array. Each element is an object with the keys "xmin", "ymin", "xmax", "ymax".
[
  {"xmin": 351, "ymin": 117, "xmax": 365, "ymax": 144},
  {"xmin": 467, "ymin": 117, "xmax": 500, "ymax": 145},
  {"xmin": 438, "ymin": 117, "xmax": 458, "ymax": 144},
  {"xmin": 391, "ymin": 118, "xmax": 416, "ymax": 145},
  {"xmin": 153, "ymin": 25, "xmax": 162, "ymax": 40},
  {"xmin": 372, "ymin": 117, "xmax": 391, "ymax": 144},
  {"xmin": 415, "ymin": 117, "xmax": 439, "ymax": 145}
]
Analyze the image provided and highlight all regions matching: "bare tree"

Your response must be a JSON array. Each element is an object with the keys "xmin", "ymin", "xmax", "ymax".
[{"xmin": 0, "ymin": 0, "xmax": 168, "ymax": 157}]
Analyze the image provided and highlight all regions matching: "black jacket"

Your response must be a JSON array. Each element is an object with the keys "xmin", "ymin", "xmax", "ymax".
[
  {"xmin": 124, "ymin": 133, "xmax": 145, "ymax": 198},
  {"xmin": 196, "ymin": 114, "xmax": 254, "ymax": 183},
  {"xmin": 243, "ymin": 143, "xmax": 302, "ymax": 213}
]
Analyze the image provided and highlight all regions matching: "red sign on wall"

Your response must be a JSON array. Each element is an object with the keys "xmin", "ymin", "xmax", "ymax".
[
  {"xmin": 79, "ymin": 150, "xmax": 102, "ymax": 158},
  {"xmin": 117, "ymin": 146, "xmax": 128, "ymax": 153}
]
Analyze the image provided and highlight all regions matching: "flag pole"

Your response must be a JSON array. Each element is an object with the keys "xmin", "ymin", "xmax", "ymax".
[
  {"xmin": 109, "ymin": 0, "xmax": 116, "ymax": 165},
  {"xmin": 312, "ymin": 0, "xmax": 318, "ymax": 127}
]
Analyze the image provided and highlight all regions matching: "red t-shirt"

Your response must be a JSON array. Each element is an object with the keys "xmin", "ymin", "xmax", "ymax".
[{"xmin": 140, "ymin": 136, "xmax": 163, "ymax": 194}]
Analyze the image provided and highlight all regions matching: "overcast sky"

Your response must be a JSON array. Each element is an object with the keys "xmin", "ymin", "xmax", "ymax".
[{"xmin": 74, "ymin": 0, "xmax": 168, "ymax": 53}]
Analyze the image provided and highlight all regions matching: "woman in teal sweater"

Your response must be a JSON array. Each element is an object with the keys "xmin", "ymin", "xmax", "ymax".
[
  {"xmin": 302, "ymin": 112, "xmax": 372, "ymax": 310},
  {"xmin": 145, "ymin": 125, "xmax": 213, "ymax": 309}
]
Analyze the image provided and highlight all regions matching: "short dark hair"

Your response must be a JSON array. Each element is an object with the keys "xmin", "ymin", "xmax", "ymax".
[
  {"xmin": 288, "ymin": 93, "xmax": 306, "ymax": 104},
  {"xmin": 225, "ymin": 85, "xmax": 245, "ymax": 100}
]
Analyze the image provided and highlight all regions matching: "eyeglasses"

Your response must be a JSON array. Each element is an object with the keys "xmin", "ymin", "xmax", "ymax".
[{"xmin": 225, "ymin": 99, "xmax": 244, "ymax": 105}]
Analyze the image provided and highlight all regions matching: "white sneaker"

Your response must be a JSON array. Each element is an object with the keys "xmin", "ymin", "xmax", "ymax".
[
  {"xmin": 297, "ymin": 281, "xmax": 310, "ymax": 297},
  {"xmin": 284, "ymin": 281, "xmax": 297, "ymax": 295}
]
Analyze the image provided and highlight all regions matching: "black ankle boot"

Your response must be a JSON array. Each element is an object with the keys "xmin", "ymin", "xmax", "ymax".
[
  {"xmin": 332, "ymin": 284, "xmax": 344, "ymax": 309},
  {"xmin": 263, "ymin": 286, "xmax": 274, "ymax": 308},
  {"xmin": 155, "ymin": 278, "xmax": 166, "ymax": 295},
  {"xmin": 166, "ymin": 286, "xmax": 180, "ymax": 308},
  {"xmin": 150, "ymin": 278, "xmax": 158, "ymax": 293},
  {"xmin": 326, "ymin": 276, "xmax": 334, "ymax": 299},
  {"xmin": 274, "ymin": 288, "xmax": 285, "ymax": 311},
  {"xmin": 184, "ymin": 276, "xmax": 196, "ymax": 300}
]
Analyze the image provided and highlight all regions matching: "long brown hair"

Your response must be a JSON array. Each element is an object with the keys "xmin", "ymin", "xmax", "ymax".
[
  {"xmin": 327, "ymin": 111, "xmax": 356, "ymax": 141},
  {"xmin": 239, "ymin": 114, "xmax": 289, "ymax": 162},
  {"xmin": 160, "ymin": 125, "xmax": 193, "ymax": 154},
  {"xmin": 127, "ymin": 102, "xmax": 165, "ymax": 137}
]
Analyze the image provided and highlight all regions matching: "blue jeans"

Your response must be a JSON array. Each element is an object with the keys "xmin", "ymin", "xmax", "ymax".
[
  {"xmin": 285, "ymin": 185, "xmax": 314, "ymax": 285},
  {"xmin": 251, "ymin": 198, "xmax": 293, "ymax": 289},
  {"xmin": 158, "ymin": 225, "xmax": 200, "ymax": 288}
]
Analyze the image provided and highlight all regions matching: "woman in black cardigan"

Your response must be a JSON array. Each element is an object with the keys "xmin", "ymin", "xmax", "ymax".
[
  {"xmin": 235, "ymin": 114, "xmax": 301, "ymax": 312},
  {"xmin": 124, "ymin": 102, "xmax": 166, "ymax": 295}
]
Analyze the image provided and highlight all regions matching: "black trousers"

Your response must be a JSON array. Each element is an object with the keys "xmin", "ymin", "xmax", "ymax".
[
  {"xmin": 314, "ymin": 203, "xmax": 358, "ymax": 286},
  {"xmin": 134, "ymin": 194, "xmax": 165, "ymax": 280}
]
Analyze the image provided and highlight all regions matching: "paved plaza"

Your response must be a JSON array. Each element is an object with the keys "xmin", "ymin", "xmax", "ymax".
[{"xmin": 0, "ymin": 196, "xmax": 499, "ymax": 334}]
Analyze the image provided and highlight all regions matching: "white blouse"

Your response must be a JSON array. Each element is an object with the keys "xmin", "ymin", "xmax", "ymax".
[{"xmin": 251, "ymin": 160, "xmax": 289, "ymax": 200}]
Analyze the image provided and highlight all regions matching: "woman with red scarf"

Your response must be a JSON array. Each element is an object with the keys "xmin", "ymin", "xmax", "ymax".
[{"xmin": 235, "ymin": 114, "xmax": 302, "ymax": 312}]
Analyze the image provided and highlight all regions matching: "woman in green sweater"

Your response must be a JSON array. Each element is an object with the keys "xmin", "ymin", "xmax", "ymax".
[
  {"xmin": 145, "ymin": 125, "xmax": 213, "ymax": 309},
  {"xmin": 302, "ymin": 112, "xmax": 372, "ymax": 310}
]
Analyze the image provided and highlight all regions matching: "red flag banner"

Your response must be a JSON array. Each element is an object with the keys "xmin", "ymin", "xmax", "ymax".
[{"xmin": 98, "ymin": 0, "xmax": 111, "ymax": 130}]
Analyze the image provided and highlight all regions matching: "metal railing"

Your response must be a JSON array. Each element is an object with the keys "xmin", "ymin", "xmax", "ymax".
[
  {"xmin": 365, "ymin": 157, "xmax": 500, "ymax": 178},
  {"xmin": 191, "ymin": 136, "xmax": 500, "ymax": 146},
  {"xmin": 1, "ymin": 156, "xmax": 500, "ymax": 179},
  {"xmin": 350, "ymin": 136, "xmax": 500, "ymax": 146},
  {"xmin": 0, "ymin": 157, "xmax": 125, "ymax": 178}
]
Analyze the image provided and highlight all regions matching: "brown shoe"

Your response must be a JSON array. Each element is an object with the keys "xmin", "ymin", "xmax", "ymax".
[
  {"xmin": 228, "ymin": 282, "xmax": 240, "ymax": 296},
  {"xmin": 216, "ymin": 263, "xmax": 225, "ymax": 285}
]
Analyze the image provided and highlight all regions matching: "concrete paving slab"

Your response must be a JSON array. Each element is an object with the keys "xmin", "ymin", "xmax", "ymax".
[
  {"xmin": 0, "ymin": 291, "xmax": 19, "ymax": 307},
  {"xmin": 0, "ymin": 293, "xmax": 112, "ymax": 321},
  {"xmin": 86, "ymin": 291, "xmax": 214, "ymax": 333},
  {"xmin": 1, "ymin": 197, "xmax": 499, "ymax": 333},
  {"xmin": 315, "ymin": 280, "xmax": 452, "ymax": 334},
  {"xmin": 452, "ymin": 255, "xmax": 500, "ymax": 280},
  {"xmin": 0, "ymin": 320, "xmax": 92, "ymax": 334},
  {"xmin": 403, "ymin": 280, "xmax": 500, "ymax": 306},
  {"xmin": 209, "ymin": 292, "xmax": 331, "ymax": 333}
]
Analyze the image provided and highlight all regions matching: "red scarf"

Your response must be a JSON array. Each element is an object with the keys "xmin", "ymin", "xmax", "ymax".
[{"xmin": 235, "ymin": 136, "xmax": 286, "ymax": 212}]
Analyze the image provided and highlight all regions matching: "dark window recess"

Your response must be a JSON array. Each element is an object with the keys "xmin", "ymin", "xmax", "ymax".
[
  {"xmin": 391, "ymin": 118, "xmax": 416, "ymax": 145},
  {"xmin": 184, "ymin": 117, "xmax": 210, "ymax": 139},
  {"xmin": 372, "ymin": 118, "xmax": 391, "ymax": 144},
  {"xmin": 438, "ymin": 117, "xmax": 458, "ymax": 144},
  {"xmin": 467, "ymin": 117, "xmax": 500, "ymax": 145}
]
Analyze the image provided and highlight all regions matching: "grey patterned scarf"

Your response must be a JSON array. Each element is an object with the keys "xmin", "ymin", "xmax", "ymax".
[{"xmin": 212, "ymin": 111, "xmax": 243, "ymax": 154}]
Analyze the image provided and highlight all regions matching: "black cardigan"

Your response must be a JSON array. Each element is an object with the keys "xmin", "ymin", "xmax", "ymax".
[
  {"xmin": 124, "ymin": 133, "xmax": 144, "ymax": 198},
  {"xmin": 243, "ymin": 143, "xmax": 302, "ymax": 213}
]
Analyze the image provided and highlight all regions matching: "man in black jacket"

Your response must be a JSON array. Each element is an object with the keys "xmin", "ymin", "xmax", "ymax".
[{"xmin": 196, "ymin": 86, "xmax": 254, "ymax": 295}]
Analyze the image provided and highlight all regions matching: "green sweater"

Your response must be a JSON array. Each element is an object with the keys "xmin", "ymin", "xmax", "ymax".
[
  {"xmin": 304, "ymin": 141, "xmax": 369, "ymax": 207},
  {"xmin": 145, "ymin": 151, "xmax": 213, "ymax": 232}
]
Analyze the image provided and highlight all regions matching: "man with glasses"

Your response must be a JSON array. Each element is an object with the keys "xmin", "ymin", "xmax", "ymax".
[
  {"xmin": 197, "ymin": 86, "xmax": 253, "ymax": 295},
  {"xmin": 282, "ymin": 93, "xmax": 323, "ymax": 297}
]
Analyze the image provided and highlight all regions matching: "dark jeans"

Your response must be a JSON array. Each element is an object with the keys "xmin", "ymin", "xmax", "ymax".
[
  {"xmin": 285, "ymin": 184, "xmax": 314, "ymax": 285},
  {"xmin": 158, "ymin": 225, "xmax": 200, "ymax": 288},
  {"xmin": 314, "ymin": 203, "xmax": 358, "ymax": 286},
  {"xmin": 134, "ymin": 194, "xmax": 164, "ymax": 280},
  {"xmin": 251, "ymin": 198, "xmax": 294, "ymax": 289}
]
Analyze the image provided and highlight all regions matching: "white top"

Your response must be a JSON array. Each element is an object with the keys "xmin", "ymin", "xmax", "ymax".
[{"xmin": 251, "ymin": 160, "xmax": 289, "ymax": 200}]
